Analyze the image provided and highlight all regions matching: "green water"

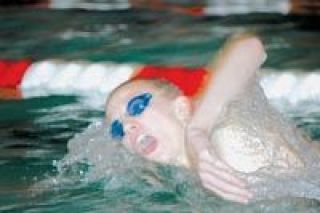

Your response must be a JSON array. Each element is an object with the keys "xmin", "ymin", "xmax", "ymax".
[
  {"xmin": 0, "ymin": 8, "xmax": 320, "ymax": 212},
  {"xmin": 1, "ymin": 9, "xmax": 319, "ymax": 69}
]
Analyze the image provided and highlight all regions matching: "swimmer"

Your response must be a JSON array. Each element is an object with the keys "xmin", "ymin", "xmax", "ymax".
[{"xmin": 105, "ymin": 34, "xmax": 320, "ymax": 203}]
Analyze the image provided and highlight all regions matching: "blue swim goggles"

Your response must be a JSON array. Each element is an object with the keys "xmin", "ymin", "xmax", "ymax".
[{"xmin": 109, "ymin": 92, "xmax": 153, "ymax": 140}]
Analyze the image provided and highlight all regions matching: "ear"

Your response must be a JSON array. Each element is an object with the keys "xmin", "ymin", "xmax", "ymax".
[{"xmin": 172, "ymin": 95, "xmax": 192, "ymax": 124}]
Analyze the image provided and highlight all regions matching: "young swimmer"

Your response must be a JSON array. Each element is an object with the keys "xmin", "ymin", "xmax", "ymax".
[{"xmin": 105, "ymin": 35, "xmax": 320, "ymax": 203}]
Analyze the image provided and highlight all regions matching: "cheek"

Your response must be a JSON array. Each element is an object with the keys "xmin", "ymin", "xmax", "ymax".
[
  {"xmin": 144, "ymin": 131, "xmax": 178, "ymax": 163},
  {"xmin": 139, "ymin": 110, "xmax": 181, "ymax": 157},
  {"xmin": 142, "ymin": 109, "xmax": 174, "ymax": 130}
]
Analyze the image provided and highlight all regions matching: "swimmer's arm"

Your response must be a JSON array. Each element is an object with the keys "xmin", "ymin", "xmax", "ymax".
[
  {"xmin": 186, "ymin": 35, "xmax": 266, "ymax": 203},
  {"xmin": 191, "ymin": 35, "xmax": 266, "ymax": 131}
]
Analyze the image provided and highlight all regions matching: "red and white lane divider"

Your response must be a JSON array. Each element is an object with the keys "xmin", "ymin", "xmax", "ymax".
[
  {"xmin": 48, "ymin": 0, "xmax": 291, "ymax": 16},
  {"xmin": 0, "ymin": 59, "xmax": 320, "ymax": 105},
  {"xmin": 0, "ymin": 59, "xmax": 139, "ymax": 99},
  {"xmin": 25, "ymin": 0, "xmax": 292, "ymax": 16}
]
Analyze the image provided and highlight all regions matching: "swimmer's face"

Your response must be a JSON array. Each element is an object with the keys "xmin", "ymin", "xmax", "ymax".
[{"xmin": 105, "ymin": 81, "xmax": 192, "ymax": 167}]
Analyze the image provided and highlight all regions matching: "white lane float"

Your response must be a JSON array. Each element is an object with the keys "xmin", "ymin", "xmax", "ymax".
[
  {"xmin": 260, "ymin": 69, "xmax": 320, "ymax": 105},
  {"xmin": 0, "ymin": 59, "xmax": 320, "ymax": 105}
]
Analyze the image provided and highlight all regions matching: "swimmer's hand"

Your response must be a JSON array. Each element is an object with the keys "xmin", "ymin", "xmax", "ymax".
[{"xmin": 186, "ymin": 128, "xmax": 252, "ymax": 204}]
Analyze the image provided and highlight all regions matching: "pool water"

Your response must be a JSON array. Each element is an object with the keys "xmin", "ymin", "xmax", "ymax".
[{"xmin": 1, "ymin": 8, "xmax": 320, "ymax": 212}]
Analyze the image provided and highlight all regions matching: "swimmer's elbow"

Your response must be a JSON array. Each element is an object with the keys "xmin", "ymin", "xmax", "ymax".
[
  {"xmin": 230, "ymin": 34, "xmax": 266, "ymax": 55},
  {"xmin": 244, "ymin": 36, "xmax": 267, "ymax": 66}
]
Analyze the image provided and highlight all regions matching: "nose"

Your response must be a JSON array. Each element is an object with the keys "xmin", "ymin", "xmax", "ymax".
[
  {"xmin": 123, "ymin": 120, "xmax": 142, "ymax": 145},
  {"xmin": 126, "ymin": 123, "xmax": 139, "ymax": 134}
]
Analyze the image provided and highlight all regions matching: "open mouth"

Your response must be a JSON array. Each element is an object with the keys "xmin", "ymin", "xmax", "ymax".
[{"xmin": 136, "ymin": 134, "xmax": 158, "ymax": 156}]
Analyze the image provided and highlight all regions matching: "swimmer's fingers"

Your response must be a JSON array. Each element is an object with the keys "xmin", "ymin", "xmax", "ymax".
[
  {"xmin": 199, "ymin": 149, "xmax": 233, "ymax": 171},
  {"xmin": 201, "ymin": 174, "xmax": 250, "ymax": 204},
  {"xmin": 199, "ymin": 150, "xmax": 246, "ymax": 186},
  {"xmin": 199, "ymin": 165, "xmax": 252, "ymax": 203},
  {"xmin": 199, "ymin": 160, "xmax": 247, "ymax": 188},
  {"xmin": 197, "ymin": 150, "xmax": 252, "ymax": 203}
]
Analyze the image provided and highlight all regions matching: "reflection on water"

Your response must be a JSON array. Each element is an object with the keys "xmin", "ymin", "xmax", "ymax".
[{"xmin": 0, "ymin": 9, "xmax": 319, "ymax": 68}]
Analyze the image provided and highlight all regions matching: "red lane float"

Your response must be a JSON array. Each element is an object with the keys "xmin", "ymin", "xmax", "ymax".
[{"xmin": 0, "ymin": 59, "xmax": 32, "ymax": 88}]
